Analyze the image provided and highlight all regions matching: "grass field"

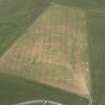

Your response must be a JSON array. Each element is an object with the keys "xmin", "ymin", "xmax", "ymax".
[
  {"xmin": 0, "ymin": 73, "xmax": 88, "ymax": 105},
  {"xmin": 0, "ymin": 0, "xmax": 51, "ymax": 56},
  {"xmin": 0, "ymin": 0, "xmax": 105, "ymax": 105},
  {"xmin": 87, "ymin": 11, "xmax": 105, "ymax": 105},
  {"xmin": 53, "ymin": 0, "xmax": 105, "ymax": 9}
]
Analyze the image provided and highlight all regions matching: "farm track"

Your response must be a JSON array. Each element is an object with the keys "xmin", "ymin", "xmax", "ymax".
[{"xmin": 14, "ymin": 99, "xmax": 65, "ymax": 105}]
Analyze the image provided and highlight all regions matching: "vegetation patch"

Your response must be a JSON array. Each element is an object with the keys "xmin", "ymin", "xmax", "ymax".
[
  {"xmin": 0, "ymin": 73, "xmax": 88, "ymax": 105},
  {"xmin": 0, "ymin": 0, "xmax": 51, "ymax": 56},
  {"xmin": 87, "ymin": 11, "xmax": 105, "ymax": 105}
]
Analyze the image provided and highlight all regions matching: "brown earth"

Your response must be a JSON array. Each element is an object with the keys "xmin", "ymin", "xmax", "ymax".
[{"xmin": 0, "ymin": 4, "xmax": 90, "ymax": 97}]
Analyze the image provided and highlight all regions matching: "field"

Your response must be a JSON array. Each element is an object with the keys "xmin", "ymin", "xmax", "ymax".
[
  {"xmin": 0, "ymin": 73, "xmax": 88, "ymax": 105},
  {"xmin": 0, "ymin": 0, "xmax": 105, "ymax": 105},
  {"xmin": 0, "ymin": 0, "xmax": 51, "ymax": 56},
  {"xmin": 87, "ymin": 11, "xmax": 105, "ymax": 105},
  {"xmin": 0, "ymin": 3, "xmax": 90, "ymax": 97}
]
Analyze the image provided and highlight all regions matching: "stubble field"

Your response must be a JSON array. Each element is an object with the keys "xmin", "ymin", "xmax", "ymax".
[{"xmin": 0, "ymin": 3, "xmax": 90, "ymax": 97}]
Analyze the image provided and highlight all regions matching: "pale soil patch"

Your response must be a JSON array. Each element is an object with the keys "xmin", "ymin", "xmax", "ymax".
[
  {"xmin": 0, "ymin": 4, "xmax": 90, "ymax": 97},
  {"xmin": 39, "ymin": 74, "xmax": 89, "ymax": 97}
]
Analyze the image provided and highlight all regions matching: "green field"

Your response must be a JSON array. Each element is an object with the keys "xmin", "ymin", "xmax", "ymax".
[
  {"xmin": 87, "ymin": 11, "xmax": 105, "ymax": 105},
  {"xmin": 0, "ymin": 0, "xmax": 105, "ymax": 105},
  {"xmin": 0, "ymin": 73, "xmax": 88, "ymax": 105},
  {"xmin": 0, "ymin": 0, "xmax": 51, "ymax": 56}
]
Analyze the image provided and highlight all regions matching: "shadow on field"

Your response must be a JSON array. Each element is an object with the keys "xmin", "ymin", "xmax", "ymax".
[
  {"xmin": 87, "ymin": 11, "xmax": 105, "ymax": 105},
  {"xmin": 0, "ymin": 0, "xmax": 52, "ymax": 57},
  {"xmin": 0, "ymin": 73, "xmax": 88, "ymax": 105}
]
